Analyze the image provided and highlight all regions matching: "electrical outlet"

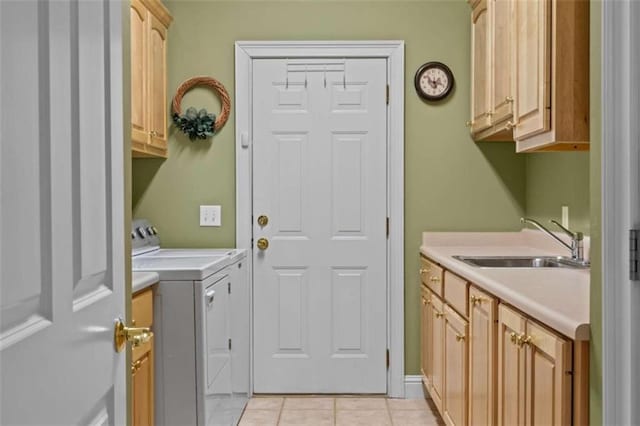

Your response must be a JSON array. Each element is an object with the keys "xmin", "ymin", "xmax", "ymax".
[
  {"xmin": 200, "ymin": 205, "xmax": 221, "ymax": 227},
  {"xmin": 561, "ymin": 206, "xmax": 569, "ymax": 228}
]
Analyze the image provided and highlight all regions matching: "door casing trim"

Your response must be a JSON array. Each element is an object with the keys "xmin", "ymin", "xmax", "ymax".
[{"xmin": 234, "ymin": 40, "xmax": 405, "ymax": 397}]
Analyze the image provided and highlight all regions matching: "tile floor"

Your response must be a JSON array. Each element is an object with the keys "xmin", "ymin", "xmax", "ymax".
[{"xmin": 239, "ymin": 396, "xmax": 444, "ymax": 426}]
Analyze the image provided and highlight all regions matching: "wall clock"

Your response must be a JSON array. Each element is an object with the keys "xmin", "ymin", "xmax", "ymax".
[{"xmin": 414, "ymin": 62, "xmax": 455, "ymax": 101}]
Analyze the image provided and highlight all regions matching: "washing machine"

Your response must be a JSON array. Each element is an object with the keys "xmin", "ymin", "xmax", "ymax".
[{"xmin": 132, "ymin": 219, "xmax": 250, "ymax": 426}]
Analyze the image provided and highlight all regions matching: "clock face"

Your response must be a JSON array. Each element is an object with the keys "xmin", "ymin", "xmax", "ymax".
[{"xmin": 414, "ymin": 62, "xmax": 454, "ymax": 101}]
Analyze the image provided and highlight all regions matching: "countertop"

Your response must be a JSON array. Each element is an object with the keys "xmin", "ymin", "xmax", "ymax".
[
  {"xmin": 132, "ymin": 271, "xmax": 159, "ymax": 294},
  {"xmin": 420, "ymin": 230, "xmax": 590, "ymax": 341}
]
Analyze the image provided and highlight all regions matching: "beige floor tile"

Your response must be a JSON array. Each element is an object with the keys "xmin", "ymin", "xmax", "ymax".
[
  {"xmin": 386, "ymin": 398, "xmax": 430, "ymax": 411},
  {"xmin": 279, "ymin": 409, "xmax": 334, "ymax": 426},
  {"xmin": 335, "ymin": 397, "xmax": 388, "ymax": 411},
  {"xmin": 246, "ymin": 397, "xmax": 284, "ymax": 410},
  {"xmin": 283, "ymin": 397, "xmax": 335, "ymax": 410},
  {"xmin": 238, "ymin": 409, "xmax": 280, "ymax": 426},
  {"xmin": 336, "ymin": 409, "xmax": 392, "ymax": 426},
  {"xmin": 390, "ymin": 409, "xmax": 440, "ymax": 426}
]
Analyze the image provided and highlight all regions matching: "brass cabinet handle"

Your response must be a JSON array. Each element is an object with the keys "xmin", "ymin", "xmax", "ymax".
[
  {"xmin": 470, "ymin": 295, "xmax": 486, "ymax": 305},
  {"xmin": 256, "ymin": 237, "xmax": 269, "ymax": 250},
  {"xmin": 456, "ymin": 334, "xmax": 465, "ymax": 342},
  {"xmin": 520, "ymin": 335, "xmax": 532, "ymax": 347},
  {"xmin": 131, "ymin": 359, "xmax": 142, "ymax": 374},
  {"xmin": 506, "ymin": 96, "xmax": 514, "ymax": 103},
  {"xmin": 510, "ymin": 332, "xmax": 519, "ymax": 345},
  {"xmin": 429, "ymin": 276, "xmax": 440, "ymax": 283},
  {"xmin": 505, "ymin": 121, "xmax": 518, "ymax": 130},
  {"xmin": 465, "ymin": 121, "xmax": 473, "ymax": 128},
  {"xmin": 419, "ymin": 268, "xmax": 430, "ymax": 274},
  {"xmin": 434, "ymin": 311, "xmax": 444, "ymax": 319}
]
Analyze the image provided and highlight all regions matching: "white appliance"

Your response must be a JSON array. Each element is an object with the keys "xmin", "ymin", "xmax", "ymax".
[{"xmin": 131, "ymin": 219, "xmax": 250, "ymax": 426}]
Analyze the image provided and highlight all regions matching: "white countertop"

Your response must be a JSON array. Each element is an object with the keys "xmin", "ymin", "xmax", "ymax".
[
  {"xmin": 132, "ymin": 271, "xmax": 159, "ymax": 293},
  {"xmin": 420, "ymin": 230, "xmax": 590, "ymax": 341}
]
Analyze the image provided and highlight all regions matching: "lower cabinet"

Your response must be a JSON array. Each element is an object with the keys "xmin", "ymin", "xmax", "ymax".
[
  {"xmin": 469, "ymin": 286, "xmax": 497, "ymax": 426},
  {"xmin": 498, "ymin": 304, "xmax": 572, "ymax": 426},
  {"xmin": 132, "ymin": 288, "xmax": 154, "ymax": 426},
  {"xmin": 420, "ymin": 255, "xmax": 587, "ymax": 426},
  {"xmin": 443, "ymin": 305, "xmax": 469, "ymax": 426}
]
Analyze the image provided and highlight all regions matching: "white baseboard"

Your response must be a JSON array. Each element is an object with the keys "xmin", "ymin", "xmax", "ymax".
[{"xmin": 403, "ymin": 375, "xmax": 427, "ymax": 400}]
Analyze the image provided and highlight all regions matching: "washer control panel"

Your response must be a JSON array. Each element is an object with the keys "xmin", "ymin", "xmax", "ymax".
[{"xmin": 132, "ymin": 218, "xmax": 161, "ymax": 255}]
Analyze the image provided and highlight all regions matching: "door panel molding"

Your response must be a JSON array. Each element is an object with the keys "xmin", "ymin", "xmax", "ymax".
[{"xmin": 235, "ymin": 40, "xmax": 405, "ymax": 397}]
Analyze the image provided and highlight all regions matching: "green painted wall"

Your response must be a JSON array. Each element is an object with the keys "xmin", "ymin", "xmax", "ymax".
[
  {"xmin": 524, "ymin": 152, "xmax": 590, "ymax": 234},
  {"xmin": 589, "ymin": 1, "xmax": 602, "ymax": 423},
  {"xmin": 132, "ymin": 0, "xmax": 527, "ymax": 375}
]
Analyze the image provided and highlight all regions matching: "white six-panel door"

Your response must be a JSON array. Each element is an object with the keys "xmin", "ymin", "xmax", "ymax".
[
  {"xmin": 252, "ymin": 58, "xmax": 388, "ymax": 393},
  {"xmin": 0, "ymin": 1, "xmax": 125, "ymax": 423}
]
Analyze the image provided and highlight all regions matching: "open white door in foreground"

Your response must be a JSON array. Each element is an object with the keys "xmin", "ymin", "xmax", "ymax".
[{"xmin": 0, "ymin": 1, "xmax": 126, "ymax": 424}]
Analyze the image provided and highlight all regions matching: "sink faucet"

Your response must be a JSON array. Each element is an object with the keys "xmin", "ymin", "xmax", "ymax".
[{"xmin": 520, "ymin": 217, "xmax": 587, "ymax": 264}]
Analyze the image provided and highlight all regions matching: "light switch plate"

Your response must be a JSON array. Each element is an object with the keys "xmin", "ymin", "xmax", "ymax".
[{"xmin": 200, "ymin": 205, "xmax": 222, "ymax": 227}]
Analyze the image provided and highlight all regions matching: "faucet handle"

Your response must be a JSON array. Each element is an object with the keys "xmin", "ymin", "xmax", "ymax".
[{"xmin": 549, "ymin": 220, "xmax": 583, "ymax": 240}]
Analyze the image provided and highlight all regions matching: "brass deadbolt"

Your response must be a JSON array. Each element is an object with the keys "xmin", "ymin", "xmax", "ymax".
[{"xmin": 257, "ymin": 215, "xmax": 269, "ymax": 227}]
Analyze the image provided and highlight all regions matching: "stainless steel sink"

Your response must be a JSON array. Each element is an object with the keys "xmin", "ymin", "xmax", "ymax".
[{"xmin": 452, "ymin": 256, "xmax": 590, "ymax": 269}]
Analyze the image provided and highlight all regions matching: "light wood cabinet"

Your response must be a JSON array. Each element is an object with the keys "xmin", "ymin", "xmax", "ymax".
[
  {"xmin": 497, "ymin": 304, "xmax": 572, "ymax": 426},
  {"xmin": 469, "ymin": 0, "xmax": 492, "ymax": 136},
  {"xmin": 468, "ymin": 0, "xmax": 589, "ymax": 151},
  {"xmin": 430, "ymin": 293, "xmax": 446, "ymax": 413},
  {"xmin": 443, "ymin": 305, "xmax": 469, "ymax": 426},
  {"xmin": 419, "ymin": 255, "xmax": 588, "ymax": 425},
  {"xmin": 421, "ymin": 286, "xmax": 433, "ymax": 392},
  {"xmin": 514, "ymin": 0, "xmax": 589, "ymax": 152},
  {"xmin": 468, "ymin": 286, "xmax": 497, "ymax": 426},
  {"xmin": 130, "ymin": 0, "xmax": 172, "ymax": 158},
  {"xmin": 132, "ymin": 288, "xmax": 154, "ymax": 426}
]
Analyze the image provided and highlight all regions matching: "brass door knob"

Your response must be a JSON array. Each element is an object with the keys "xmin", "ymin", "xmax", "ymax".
[
  {"xmin": 114, "ymin": 318, "xmax": 153, "ymax": 353},
  {"xmin": 257, "ymin": 215, "xmax": 269, "ymax": 227},
  {"xmin": 256, "ymin": 237, "xmax": 269, "ymax": 250}
]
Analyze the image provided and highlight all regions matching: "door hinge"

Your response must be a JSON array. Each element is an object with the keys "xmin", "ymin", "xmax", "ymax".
[
  {"xmin": 386, "ymin": 217, "xmax": 390, "ymax": 238},
  {"xmin": 386, "ymin": 349, "xmax": 390, "ymax": 369},
  {"xmin": 386, "ymin": 85, "xmax": 389, "ymax": 105},
  {"xmin": 631, "ymin": 229, "xmax": 639, "ymax": 280},
  {"xmin": 228, "ymin": 282, "xmax": 231, "ymax": 294},
  {"xmin": 228, "ymin": 338, "xmax": 232, "ymax": 351}
]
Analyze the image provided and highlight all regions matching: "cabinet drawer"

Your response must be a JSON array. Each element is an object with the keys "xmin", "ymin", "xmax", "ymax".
[
  {"xmin": 420, "ymin": 257, "xmax": 444, "ymax": 296},
  {"xmin": 444, "ymin": 271, "xmax": 469, "ymax": 318},
  {"xmin": 132, "ymin": 288, "xmax": 153, "ymax": 328}
]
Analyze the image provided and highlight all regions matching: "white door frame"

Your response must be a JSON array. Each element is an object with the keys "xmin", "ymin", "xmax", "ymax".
[
  {"xmin": 601, "ymin": 1, "xmax": 640, "ymax": 424},
  {"xmin": 234, "ymin": 40, "xmax": 405, "ymax": 397}
]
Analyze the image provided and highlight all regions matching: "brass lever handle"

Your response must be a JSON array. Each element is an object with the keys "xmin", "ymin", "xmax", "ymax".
[{"xmin": 114, "ymin": 319, "xmax": 153, "ymax": 352}]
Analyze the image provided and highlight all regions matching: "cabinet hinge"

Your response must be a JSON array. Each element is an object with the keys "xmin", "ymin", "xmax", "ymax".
[
  {"xmin": 386, "ymin": 349, "xmax": 390, "ymax": 369},
  {"xmin": 631, "ymin": 229, "xmax": 639, "ymax": 280},
  {"xmin": 386, "ymin": 217, "xmax": 390, "ymax": 238},
  {"xmin": 229, "ymin": 339, "xmax": 232, "ymax": 351},
  {"xmin": 386, "ymin": 85, "xmax": 390, "ymax": 105},
  {"xmin": 228, "ymin": 282, "xmax": 231, "ymax": 294}
]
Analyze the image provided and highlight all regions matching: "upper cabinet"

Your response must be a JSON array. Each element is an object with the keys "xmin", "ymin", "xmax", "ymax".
[
  {"xmin": 468, "ymin": 0, "xmax": 589, "ymax": 152},
  {"xmin": 131, "ymin": 0, "xmax": 172, "ymax": 158}
]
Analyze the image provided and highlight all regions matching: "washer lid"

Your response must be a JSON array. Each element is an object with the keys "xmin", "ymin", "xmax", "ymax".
[{"xmin": 132, "ymin": 255, "xmax": 230, "ymax": 281}]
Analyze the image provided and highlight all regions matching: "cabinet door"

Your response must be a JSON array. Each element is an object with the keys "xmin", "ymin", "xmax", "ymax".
[
  {"xmin": 443, "ymin": 305, "xmax": 469, "ymax": 426},
  {"xmin": 513, "ymin": 0, "xmax": 551, "ymax": 140},
  {"xmin": 130, "ymin": 0, "xmax": 148, "ymax": 147},
  {"xmin": 470, "ymin": 0, "xmax": 492, "ymax": 134},
  {"xmin": 490, "ymin": 0, "xmax": 514, "ymax": 125},
  {"xmin": 430, "ymin": 294, "xmax": 445, "ymax": 413},
  {"xmin": 147, "ymin": 13, "xmax": 168, "ymax": 151},
  {"xmin": 469, "ymin": 287, "xmax": 497, "ymax": 426},
  {"xmin": 524, "ymin": 320, "xmax": 572, "ymax": 426},
  {"xmin": 497, "ymin": 304, "xmax": 526, "ymax": 426},
  {"xmin": 132, "ymin": 348, "xmax": 154, "ymax": 426},
  {"xmin": 421, "ymin": 287, "xmax": 433, "ymax": 390}
]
